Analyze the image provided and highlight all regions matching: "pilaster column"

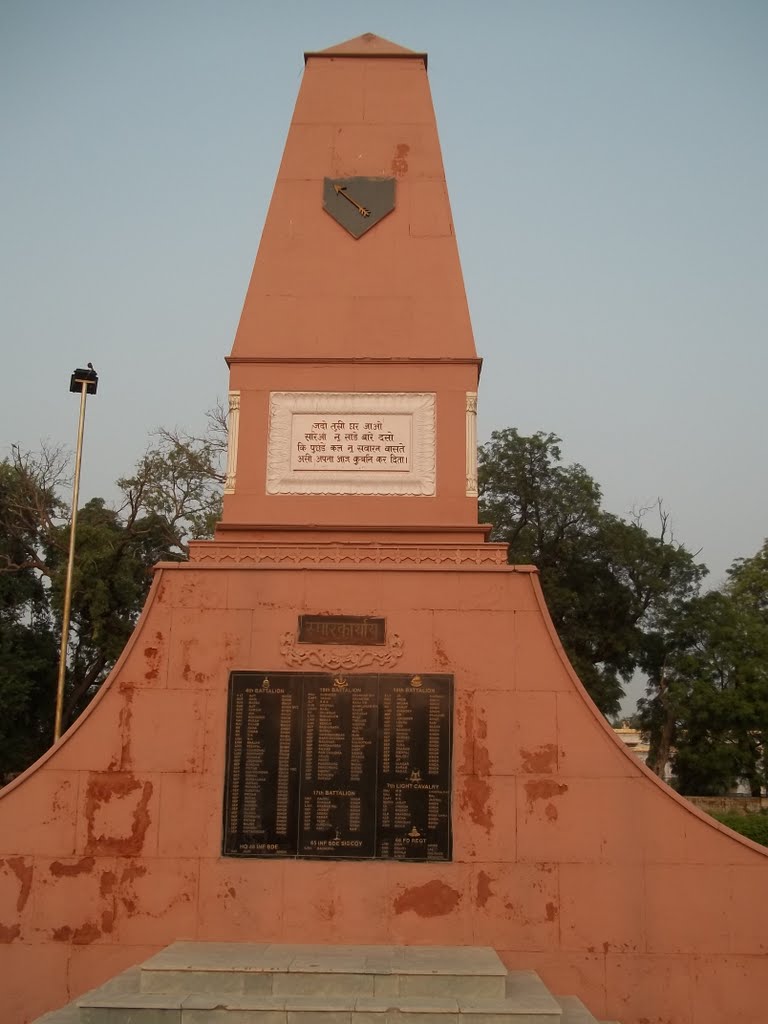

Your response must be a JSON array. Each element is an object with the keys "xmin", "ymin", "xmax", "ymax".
[
  {"xmin": 224, "ymin": 391, "xmax": 241, "ymax": 494},
  {"xmin": 466, "ymin": 391, "xmax": 478, "ymax": 497}
]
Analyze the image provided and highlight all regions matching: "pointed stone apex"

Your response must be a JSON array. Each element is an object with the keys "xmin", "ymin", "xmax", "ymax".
[{"xmin": 305, "ymin": 33, "xmax": 427, "ymax": 68}]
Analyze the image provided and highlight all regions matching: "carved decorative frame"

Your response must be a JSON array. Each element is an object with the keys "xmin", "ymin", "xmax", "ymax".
[{"xmin": 266, "ymin": 392, "xmax": 436, "ymax": 495}]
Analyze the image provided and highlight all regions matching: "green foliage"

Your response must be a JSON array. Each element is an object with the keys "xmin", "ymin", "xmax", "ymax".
[
  {"xmin": 727, "ymin": 539, "xmax": 768, "ymax": 613},
  {"xmin": 46, "ymin": 498, "xmax": 187, "ymax": 724},
  {"xmin": 711, "ymin": 812, "xmax": 768, "ymax": 847},
  {"xmin": 0, "ymin": 410, "xmax": 225, "ymax": 777},
  {"xmin": 0, "ymin": 455, "xmax": 62, "ymax": 777},
  {"xmin": 478, "ymin": 429, "xmax": 705, "ymax": 717},
  {"xmin": 638, "ymin": 544, "xmax": 768, "ymax": 795},
  {"xmin": 0, "ymin": 622, "xmax": 57, "ymax": 778},
  {"xmin": 480, "ymin": 428, "xmax": 768, "ymax": 796}
]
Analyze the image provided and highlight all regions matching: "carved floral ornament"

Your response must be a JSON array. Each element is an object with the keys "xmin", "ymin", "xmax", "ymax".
[{"xmin": 280, "ymin": 630, "xmax": 404, "ymax": 670}]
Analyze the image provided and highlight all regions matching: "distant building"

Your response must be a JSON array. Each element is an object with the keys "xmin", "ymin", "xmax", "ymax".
[{"xmin": 613, "ymin": 723, "xmax": 673, "ymax": 781}]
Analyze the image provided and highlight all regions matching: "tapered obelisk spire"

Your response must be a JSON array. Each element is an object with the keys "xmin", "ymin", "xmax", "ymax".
[{"xmin": 221, "ymin": 36, "xmax": 483, "ymax": 538}]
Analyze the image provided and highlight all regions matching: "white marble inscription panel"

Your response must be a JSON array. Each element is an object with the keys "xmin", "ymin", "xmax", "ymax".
[
  {"xmin": 290, "ymin": 414, "xmax": 411, "ymax": 472},
  {"xmin": 267, "ymin": 392, "xmax": 436, "ymax": 496}
]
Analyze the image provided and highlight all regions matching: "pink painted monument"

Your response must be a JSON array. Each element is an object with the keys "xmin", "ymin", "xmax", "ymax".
[{"xmin": 1, "ymin": 33, "xmax": 767, "ymax": 1024}]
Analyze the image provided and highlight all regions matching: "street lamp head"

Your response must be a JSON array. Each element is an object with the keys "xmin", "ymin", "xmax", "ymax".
[{"xmin": 69, "ymin": 367, "xmax": 98, "ymax": 395}]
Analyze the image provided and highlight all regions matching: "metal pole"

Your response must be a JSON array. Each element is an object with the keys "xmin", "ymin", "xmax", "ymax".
[{"xmin": 54, "ymin": 380, "xmax": 89, "ymax": 741}]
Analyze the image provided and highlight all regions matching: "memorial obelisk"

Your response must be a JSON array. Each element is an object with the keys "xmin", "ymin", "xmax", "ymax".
[
  {"xmin": 1, "ymin": 33, "xmax": 767, "ymax": 1024},
  {"xmin": 213, "ymin": 30, "xmax": 493, "ymax": 866}
]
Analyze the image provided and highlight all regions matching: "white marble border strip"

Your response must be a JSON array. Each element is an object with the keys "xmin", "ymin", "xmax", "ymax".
[
  {"xmin": 267, "ymin": 392, "xmax": 436, "ymax": 495},
  {"xmin": 466, "ymin": 391, "xmax": 478, "ymax": 497},
  {"xmin": 224, "ymin": 391, "xmax": 241, "ymax": 495}
]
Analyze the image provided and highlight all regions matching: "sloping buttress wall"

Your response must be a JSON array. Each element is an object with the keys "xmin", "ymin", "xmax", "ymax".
[{"xmin": 1, "ymin": 558, "xmax": 767, "ymax": 1024}]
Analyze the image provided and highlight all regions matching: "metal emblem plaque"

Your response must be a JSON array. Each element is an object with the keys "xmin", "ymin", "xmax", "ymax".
[{"xmin": 323, "ymin": 177, "xmax": 396, "ymax": 238}]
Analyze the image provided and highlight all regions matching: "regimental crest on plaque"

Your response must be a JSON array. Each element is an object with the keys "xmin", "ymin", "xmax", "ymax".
[{"xmin": 323, "ymin": 177, "xmax": 396, "ymax": 238}]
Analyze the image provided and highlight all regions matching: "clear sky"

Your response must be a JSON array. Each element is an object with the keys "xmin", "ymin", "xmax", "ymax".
[{"xmin": 2, "ymin": 2, "xmax": 766, "ymax": 659}]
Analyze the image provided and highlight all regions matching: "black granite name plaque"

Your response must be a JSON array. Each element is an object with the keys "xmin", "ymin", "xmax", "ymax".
[
  {"xmin": 299, "ymin": 674, "xmax": 378, "ymax": 857},
  {"xmin": 377, "ymin": 675, "xmax": 452, "ymax": 861},
  {"xmin": 222, "ymin": 675, "xmax": 302, "ymax": 856},
  {"xmin": 222, "ymin": 671, "xmax": 452, "ymax": 861}
]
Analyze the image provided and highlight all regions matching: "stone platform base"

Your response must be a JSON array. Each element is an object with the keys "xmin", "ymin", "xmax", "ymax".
[{"xmin": 32, "ymin": 944, "xmax": 619, "ymax": 1024}]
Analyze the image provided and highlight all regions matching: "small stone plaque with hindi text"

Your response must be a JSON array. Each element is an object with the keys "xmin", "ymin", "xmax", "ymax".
[{"xmin": 298, "ymin": 615, "xmax": 386, "ymax": 646}]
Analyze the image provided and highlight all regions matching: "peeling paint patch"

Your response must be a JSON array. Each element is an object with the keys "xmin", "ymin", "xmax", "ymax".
[
  {"xmin": 144, "ymin": 644, "xmax": 160, "ymax": 682},
  {"xmin": 4, "ymin": 857, "xmax": 32, "ymax": 914},
  {"xmin": 7, "ymin": 856, "xmax": 33, "ymax": 912},
  {"xmin": 85, "ymin": 773, "xmax": 153, "ymax": 856},
  {"xmin": 50, "ymin": 857, "xmax": 95, "ymax": 878},
  {"xmin": 315, "ymin": 900, "xmax": 335, "ymax": 921},
  {"xmin": 521, "ymin": 744, "xmax": 558, "ymax": 773},
  {"xmin": 52, "ymin": 923, "xmax": 101, "ymax": 945},
  {"xmin": 475, "ymin": 871, "xmax": 493, "ymax": 908},
  {"xmin": 0, "ymin": 923, "xmax": 21, "ymax": 943},
  {"xmin": 524, "ymin": 780, "xmax": 568, "ymax": 811},
  {"xmin": 459, "ymin": 695, "xmax": 474, "ymax": 775},
  {"xmin": 393, "ymin": 880, "xmax": 461, "ymax": 917},
  {"xmin": 391, "ymin": 142, "xmax": 410, "ymax": 176},
  {"xmin": 545, "ymin": 901, "xmax": 558, "ymax": 922},
  {"xmin": 460, "ymin": 775, "xmax": 493, "ymax": 832},
  {"xmin": 52, "ymin": 780, "xmax": 73, "ymax": 813},
  {"xmin": 117, "ymin": 683, "xmax": 135, "ymax": 767},
  {"xmin": 100, "ymin": 871, "xmax": 117, "ymax": 897},
  {"xmin": 120, "ymin": 863, "xmax": 148, "ymax": 885},
  {"xmin": 474, "ymin": 712, "xmax": 492, "ymax": 777},
  {"xmin": 433, "ymin": 637, "xmax": 450, "ymax": 668}
]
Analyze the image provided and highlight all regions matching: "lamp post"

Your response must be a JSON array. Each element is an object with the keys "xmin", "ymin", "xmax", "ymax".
[{"xmin": 54, "ymin": 365, "xmax": 99, "ymax": 742}]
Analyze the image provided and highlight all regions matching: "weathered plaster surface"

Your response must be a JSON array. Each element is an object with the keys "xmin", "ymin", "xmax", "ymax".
[{"xmin": 2, "ymin": 558, "xmax": 767, "ymax": 1024}]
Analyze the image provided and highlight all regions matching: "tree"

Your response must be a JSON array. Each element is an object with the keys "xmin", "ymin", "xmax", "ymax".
[
  {"xmin": 118, "ymin": 401, "xmax": 227, "ymax": 554},
  {"xmin": 638, "ymin": 540, "xmax": 768, "ymax": 794},
  {"xmin": 478, "ymin": 429, "xmax": 705, "ymax": 717},
  {"xmin": 0, "ymin": 454, "xmax": 62, "ymax": 777},
  {"xmin": 0, "ymin": 410, "xmax": 226, "ymax": 777},
  {"xmin": 728, "ymin": 539, "xmax": 768, "ymax": 613}
]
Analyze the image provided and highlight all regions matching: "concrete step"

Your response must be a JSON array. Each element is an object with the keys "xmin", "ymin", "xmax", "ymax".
[
  {"xmin": 31, "ymin": 970, "xmax": 141, "ymax": 1024},
  {"xmin": 28, "ymin": 1006, "xmax": 81, "ymax": 1024},
  {"xmin": 555, "ymin": 996, "xmax": 598, "ymax": 1024},
  {"xmin": 76, "ymin": 988, "xmax": 563, "ymax": 1024},
  {"xmin": 138, "ymin": 944, "xmax": 510, "ymax": 1001},
  {"xmin": 71, "ymin": 948, "xmax": 562, "ymax": 1024},
  {"xmin": 32, "ymin": 944, "xmax": 619, "ymax": 1024}
]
